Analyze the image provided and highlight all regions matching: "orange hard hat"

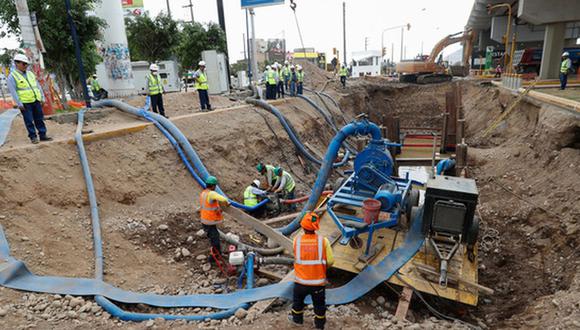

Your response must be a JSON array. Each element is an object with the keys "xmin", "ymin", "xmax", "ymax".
[{"xmin": 300, "ymin": 212, "xmax": 320, "ymax": 231}]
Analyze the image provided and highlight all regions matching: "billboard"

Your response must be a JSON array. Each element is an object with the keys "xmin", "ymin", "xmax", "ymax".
[
  {"xmin": 241, "ymin": 0, "xmax": 284, "ymax": 9},
  {"xmin": 122, "ymin": 0, "xmax": 144, "ymax": 16}
]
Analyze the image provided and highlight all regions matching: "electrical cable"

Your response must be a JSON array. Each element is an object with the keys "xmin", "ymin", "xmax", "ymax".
[{"xmin": 394, "ymin": 273, "xmax": 479, "ymax": 329}]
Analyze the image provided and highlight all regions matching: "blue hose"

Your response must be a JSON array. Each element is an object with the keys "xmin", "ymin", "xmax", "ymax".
[
  {"xmin": 245, "ymin": 98, "xmax": 350, "ymax": 168},
  {"xmin": 93, "ymin": 99, "xmax": 268, "ymax": 212},
  {"xmin": 279, "ymin": 119, "xmax": 383, "ymax": 235}
]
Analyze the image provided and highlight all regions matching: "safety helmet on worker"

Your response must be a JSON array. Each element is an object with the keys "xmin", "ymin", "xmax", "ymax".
[
  {"xmin": 300, "ymin": 212, "xmax": 320, "ymax": 231},
  {"xmin": 274, "ymin": 166, "xmax": 283, "ymax": 176},
  {"xmin": 14, "ymin": 53, "xmax": 30, "ymax": 64},
  {"xmin": 274, "ymin": 62, "xmax": 279, "ymax": 67},
  {"xmin": 252, "ymin": 179, "xmax": 261, "ymax": 187},
  {"xmin": 341, "ymin": 64, "xmax": 346, "ymax": 68},
  {"xmin": 149, "ymin": 63, "xmax": 159, "ymax": 71},
  {"xmin": 284, "ymin": 60, "xmax": 289, "ymax": 65},
  {"xmin": 562, "ymin": 52, "xmax": 570, "ymax": 57},
  {"xmin": 92, "ymin": 74, "xmax": 97, "ymax": 78},
  {"xmin": 199, "ymin": 61, "xmax": 206, "ymax": 66},
  {"xmin": 256, "ymin": 163, "xmax": 265, "ymax": 173},
  {"xmin": 205, "ymin": 176, "xmax": 218, "ymax": 186},
  {"xmin": 297, "ymin": 65, "xmax": 302, "ymax": 71},
  {"xmin": 266, "ymin": 65, "xmax": 271, "ymax": 70},
  {"xmin": 290, "ymin": 65, "xmax": 295, "ymax": 70}
]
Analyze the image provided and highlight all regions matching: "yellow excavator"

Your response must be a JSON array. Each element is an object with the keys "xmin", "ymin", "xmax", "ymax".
[{"xmin": 396, "ymin": 29, "xmax": 475, "ymax": 84}]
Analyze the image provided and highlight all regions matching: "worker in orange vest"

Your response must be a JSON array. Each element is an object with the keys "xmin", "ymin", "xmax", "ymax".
[
  {"xmin": 289, "ymin": 212, "xmax": 334, "ymax": 329},
  {"xmin": 198, "ymin": 176, "xmax": 230, "ymax": 255}
]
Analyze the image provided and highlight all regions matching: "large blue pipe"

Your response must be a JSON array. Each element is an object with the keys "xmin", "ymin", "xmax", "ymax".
[
  {"xmin": 279, "ymin": 119, "xmax": 383, "ymax": 235},
  {"xmin": 245, "ymin": 98, "xmax": 350, "ymax": 168}
]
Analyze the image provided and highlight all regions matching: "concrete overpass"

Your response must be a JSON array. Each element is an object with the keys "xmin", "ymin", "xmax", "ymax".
[{"xmin": 466, "ymin": 0, "xmax": 580, "ymax": 79}]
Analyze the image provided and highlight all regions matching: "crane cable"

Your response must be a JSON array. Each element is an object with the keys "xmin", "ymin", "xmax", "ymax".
[{"xmin": 289, "ymin": 0, "xmax": 308, "ymax": 61}]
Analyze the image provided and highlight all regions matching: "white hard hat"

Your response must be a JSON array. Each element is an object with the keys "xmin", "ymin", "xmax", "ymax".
[
  {"xmin": 253, "ymin": 179, "xmax": 260, "ymax": 187},
  {"xmin": 297, "ymin": 65, "xmax": 302, "ymax": 70},
  {"xmin": 562, "ymin": 52, "xmax": 570, "ymax": 57},
  {"xmin": 284, "ymin": 60, "xmax": 289, "ymax": 65},
  {"xmin": 290, "ymin": 65, "xmax": 295, "ymax": 69},
  {"xmin": 266, "ymin": 65, "xmax": 271, "ymax": 69},
  {"xmin": 14, "ymin": 54, "xmax": 30, "ymax": 64},
  {"xmin": 199, "ymin": 61, "xmax": 206, "ymax": 66},
  {"xmin": 150, "ymin": 63, "xmax": 159, "ymax": 71},
  {"xmin": 92, "ymin": 74, "xmax": 97, "ymax": 78}
]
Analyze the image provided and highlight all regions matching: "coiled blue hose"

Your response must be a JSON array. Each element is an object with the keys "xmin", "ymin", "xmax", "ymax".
[{"xmin": 279, "ymin": 120, "xmax": 383, "ymax": 235}]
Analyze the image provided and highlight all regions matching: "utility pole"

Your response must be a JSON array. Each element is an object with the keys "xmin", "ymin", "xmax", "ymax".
[
  {"xmin": 364, "ymin": 37, "xmax": 368, "ymax": 51},
  {"xmin": 245, "ymin": 9, "xmax": 253, "ymax": 84},
  {"xmin": 250, "ymin": 8, "xmax": 258, "ymax": 84},
  {"xmin": 342, "ymin": 1, "xmax": 346, "ymax": 64},
  {"xmin": 65, "ymin": 0, "xmax": 90, "ymax": 107},
  {"xmin": 182, "ymin": 0, "xmax": 194, "ymax": 23},
  {"xmin": 391, "ymin": 42, "xmax": 394, "ymax": 64},
  {"xmin": 165, "ymin": 0, "xmax": 171, "ymax": 18},
  {"xmin": 400, "ymin": 26, "xmax": 404, "ymax": 61},
  {"xmin": 216, "ymin": 0, "xmax": 231, "ymax": 88}
]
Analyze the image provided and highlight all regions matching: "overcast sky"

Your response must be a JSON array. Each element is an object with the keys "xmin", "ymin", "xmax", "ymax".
[{"xmin": 1, "ymin": 0, "xmax": 474, "ymax": 63}]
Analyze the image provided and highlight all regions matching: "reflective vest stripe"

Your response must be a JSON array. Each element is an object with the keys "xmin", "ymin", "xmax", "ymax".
[
  {"xmin": 148, "ymin": 74, "xmax": 162, "ymax": 95},
  {"xmin": 195, "ymin": 71, "xmax": 209, "ymax": 90},
  {"xmin": 297, "ymin": 72, "xmax": 304, "ymax": 82},
  {"xmin": 267, "ymin": 70, "xmax": 276, "ymax": 85},
  {"xmin": 11, "ymin": 70, "xmax": 42, "ymax": 104},
  {"xmin": 244, "ymin": 186, "xmax": 258, "ymax": 207},
  {"xmin": 294, "ymin": 234, "xmax": 327, "ymax": 286}
]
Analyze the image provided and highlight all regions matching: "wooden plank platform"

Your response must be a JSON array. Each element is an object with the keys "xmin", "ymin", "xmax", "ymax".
[{"xmin": 317, "ymin": 204, "xmax": 479, "ymax": 306}]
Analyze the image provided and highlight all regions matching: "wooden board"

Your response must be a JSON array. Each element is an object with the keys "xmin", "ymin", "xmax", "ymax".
[{"xmin": 317, "ymin": 206, "xmax": 480, "ymax": 306}]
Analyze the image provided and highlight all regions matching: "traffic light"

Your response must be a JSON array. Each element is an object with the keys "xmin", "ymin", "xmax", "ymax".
[
  {"xmin": 406, "ymin": 23, "xmax": 411, "ymax": 31},
  {"xmin": 382, "ymin": 47, "xmax": 386, "ymax": 57}
]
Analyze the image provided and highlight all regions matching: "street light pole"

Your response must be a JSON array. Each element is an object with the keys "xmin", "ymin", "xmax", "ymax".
[{"xmin": 380, "ymin": 24, "xmax": 410, "ymax": 73}]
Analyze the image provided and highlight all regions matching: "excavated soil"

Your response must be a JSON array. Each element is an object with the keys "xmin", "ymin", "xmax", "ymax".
[{"xmin": 0, "ymin": 63, "xmax": 579, "ymax": 329}]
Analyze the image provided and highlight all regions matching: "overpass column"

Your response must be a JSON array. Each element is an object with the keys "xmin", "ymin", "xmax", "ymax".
[{"xmin": 538, "ymin": 22, "xmax": 566, "ymax": 80}]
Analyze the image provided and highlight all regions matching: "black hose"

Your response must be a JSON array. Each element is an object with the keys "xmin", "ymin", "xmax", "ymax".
[
  {"xmin": 296, "ymin": 94, "xmax": 339, "ymax": 133},
  {"xmin": 258, "ymin": 256, "xmax": 294, "ymax": 265}
]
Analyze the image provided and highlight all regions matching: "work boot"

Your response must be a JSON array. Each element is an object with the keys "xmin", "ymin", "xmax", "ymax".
[
  {"xmin": 288, "ymin": 314, "xmax": 303, "ymax": 326},
  {"xmin": 30, "ymin": 138, "xmax": 39, "ymax": 144},
  {"xmin": 39, "ymin": 136, "xmax": 53, "ymax": 142}
]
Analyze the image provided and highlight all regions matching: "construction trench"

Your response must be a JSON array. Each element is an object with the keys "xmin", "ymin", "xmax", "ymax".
[{"xmin": 0, "ymin": 65, "xmax": 579, "ymax": 329}]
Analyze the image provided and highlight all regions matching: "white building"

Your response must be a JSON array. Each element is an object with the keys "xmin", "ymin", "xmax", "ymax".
[{"xmin": 350, "ymin": 50, "xmax": 381, "ymax": 77}]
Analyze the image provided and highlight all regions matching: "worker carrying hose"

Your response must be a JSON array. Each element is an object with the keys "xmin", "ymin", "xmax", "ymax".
[
  {"xmin": 244, "ymin": 179, "xmax": 267, "ymax": 216},
  {"xmin": 339, "ymin": 64, "xmax": 348, "ymax": 88},
  {"xmin": 256, "ymin": 163, "xmax": 276, "ymax": 190},
  {"xmin": 198, "ymin": 176, "xmax": 230, "ymax": 255},
  {"xmin": 272, "ymin": 166, "xmax": 296, "ymax": 211},
  {"xmin": 289, "ymin": 212, "xmax": 334, "ymax": 329}
]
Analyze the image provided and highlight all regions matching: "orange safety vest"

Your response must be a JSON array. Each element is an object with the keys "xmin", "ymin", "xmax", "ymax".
[
  {"xmin": 293, "ymin": 234, "xmax": 327, "ymax": 286},
  {"xmin": 199, "ymin": 189, "xmax": 223, "ymax": 225}
]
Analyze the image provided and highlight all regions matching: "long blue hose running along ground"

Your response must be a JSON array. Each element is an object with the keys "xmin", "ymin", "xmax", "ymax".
[
  {"xmin": 245, "ymin": 98, "xmax": 350, "ymax": 168},
  {"xmin": 278, "ymin": 119, "xmax": 383, "ymax": 235},
  {"xmin": 74, "ymin": 108, "xmax": 252, "ymax": 321}
]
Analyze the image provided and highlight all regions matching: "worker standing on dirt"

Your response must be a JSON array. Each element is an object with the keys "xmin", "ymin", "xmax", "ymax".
[
  {"xmin": 198, "ymin": 176, "xmax": 230, "ymax": 255},
  {"xmin": 257, "ymin": 163, "xmax": 276, "ymax": 190},
  {"xmin": 146, "ymin": 64, "xmax": 167, "ymax": 117},
  {"xmin": 289, "ymin": 65, "xmax": 297, "ymax": 97},
  {"xmin": 275, "ymin": 63, "xmax": 285, "ymax": 99},
  {"xmin": 560, "ymin": 52, "xmax": 572, "ymax": 90},
  {"xmin": 282, "ymin": 60, "xmax": 291, "ymax": 92},
  {"xmin": 296, "ymin": 65, "xmax": 304, "ymax": 95},
  {"xmin": 244, "ymin": 179, "xmax": 267, "ymax": 216},
  {"xmin": 193, "ymin": 61, "xmax": 212, "ymax": 111},
  {"xmin": 339, "ymin": 64, "xmax": 348, "ymax": 88},
  {"xmin": 289, "ymin": 212, "xmax": 334, "ymax": 329},
  {"xmin": 7, "ymin": 54, "xmax": 51, "ymax": 144}
]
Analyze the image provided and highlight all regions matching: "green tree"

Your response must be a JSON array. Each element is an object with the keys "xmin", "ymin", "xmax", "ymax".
[
  {"xmin": 125, "ymin": 13, "xmax": 179, "ymax": 62},
  {"xmin": 176, "ymin": 22, "xmax": 226, "ymax": 71},
  {"xmin": 0, "ymin": 0, "xmax": 105, "ymax": 100}
]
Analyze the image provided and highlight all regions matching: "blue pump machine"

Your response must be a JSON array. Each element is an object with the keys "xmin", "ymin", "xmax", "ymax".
[{"xmin": 327, "ymin": 135, "xmax": 420, "ymax": 257}]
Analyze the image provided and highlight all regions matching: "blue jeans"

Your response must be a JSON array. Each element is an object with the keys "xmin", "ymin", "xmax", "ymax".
[
  {"xmin": 198, "ymin": 89, "xmax": 211, "ymax": 110},
  {"xmin": 290, "ymin": 81, "xmax": 296, "ymax": 96},
  {"xmin": 297, "ymin": 82, "xmax": 303, "ymax": 95},
  {"xmin": 21, "ymin": 101, "xmax": 47, "ymax": 140},
  {"xmin": 277, "ymin": 81, "xmax": 284, "ymax": 98},
  {"xmin": 560, "ymin": 73, "xmax": 568, "ymax": 90}
]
